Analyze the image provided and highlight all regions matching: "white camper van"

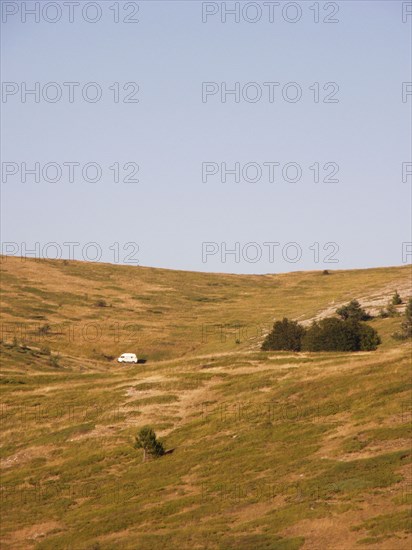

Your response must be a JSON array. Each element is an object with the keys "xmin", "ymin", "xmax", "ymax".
[{"xmin": 117, "ymin": 353, "xmax": 138, "ymax": 364}]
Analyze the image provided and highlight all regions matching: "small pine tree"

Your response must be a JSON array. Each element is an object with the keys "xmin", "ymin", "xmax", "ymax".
[
  {"xmin": 336, "ymin": 300, "xmax": 371, "ymax": 321},
  {"xmin": 392, "ymin": 291, "xmax": 402, "ymax": 305},
  {"xmin": 135, "ymin": 427, "xmax": 165, "ymax": 461}
]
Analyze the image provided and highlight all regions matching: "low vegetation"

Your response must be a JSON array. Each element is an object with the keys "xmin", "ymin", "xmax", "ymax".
[
  {"xmin": 393, "ymin": 298, "xmax": 412, "ymax": 340},
  {"xmin": 303, "ymin": 318, "xmax": 381, "ymax": 351},
  {"xmin": 134, "ymin": 427, "xmax": 165, "ymax": 461},
  {"xmin": 261, "ymin": 300, "xmax": 381, "ymax": 352},
  {"xmin": 261, "ymin": 318, "xmax": 305, "ymax": 352},
  {"xmin": 392, "ymin": 290, "xmax": 403, "ymax": 305},
  {"xmin": 335, "ymin": 299, "xmax": 371, "ymax": 321}
]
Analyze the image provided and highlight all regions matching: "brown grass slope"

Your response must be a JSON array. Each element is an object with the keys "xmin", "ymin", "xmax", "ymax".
[
  {"xmin": 1, "ymin": 256, "xmax": 411, "ymax": 361},
  {"xmin": 0, "ymin": 257, "xmax": 411, "ymax": 549}
]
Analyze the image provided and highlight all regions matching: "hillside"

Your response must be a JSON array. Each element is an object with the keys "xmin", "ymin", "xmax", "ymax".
[
  {"xmin": 1, "ymin": 257, "xmax": 411, "ymax": 361},
  {"xmin": 0, "ymin": 257, "xmax": 411, "ymax": 549}
]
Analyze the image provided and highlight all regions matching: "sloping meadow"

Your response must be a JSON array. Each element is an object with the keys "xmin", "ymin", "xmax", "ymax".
[
  {"xmin": 1, "ymin": 343, "xmax": 411, "ymax": 548},
  {"xmin": 0, "ymin": 258, "xmax": 411, "ymax": 548}
]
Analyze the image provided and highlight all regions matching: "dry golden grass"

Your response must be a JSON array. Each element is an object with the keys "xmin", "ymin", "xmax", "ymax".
[{"xmin": 0, "ymin": 257, "xmax": 411, "ymax": 549}]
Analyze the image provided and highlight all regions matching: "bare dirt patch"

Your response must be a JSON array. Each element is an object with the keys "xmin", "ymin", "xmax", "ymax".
[
  {"xmin": 3, "ymin": 521, "xmax": 63, "ymax": 550},
  {"xmin": 1, "ymin": 445, "xmax": 55, "ymax": 470}
]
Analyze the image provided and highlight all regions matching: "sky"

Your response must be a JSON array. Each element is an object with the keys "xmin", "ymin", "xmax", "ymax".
[{"xmin": 1, "ymin": 0, "xmax": 411, "ymax": 274}]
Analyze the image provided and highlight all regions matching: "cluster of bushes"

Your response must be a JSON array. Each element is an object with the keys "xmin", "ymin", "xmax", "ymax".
[
  {"xmin": 301, "ymin": 317, "xmax": 380, "ymax": 351},
  {"xmin": 262, "ymin": 300, "xmax": 380, "ymax": 352},
  {"xmin": 378, "ymin": 292, "xmax": 412, "ymax": 340},
  {"xmin": 262, "ymin": 295, "xmax": 412, "ymax": 353},
  {"xmin": 379, "ymin": 291, "xmax": 403, "ymax": 318}
]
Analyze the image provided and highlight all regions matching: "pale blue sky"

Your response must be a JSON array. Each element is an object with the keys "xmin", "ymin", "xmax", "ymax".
[{"xmin": 1, "ymin": 0, "xmax": 411, "ymax": 273}]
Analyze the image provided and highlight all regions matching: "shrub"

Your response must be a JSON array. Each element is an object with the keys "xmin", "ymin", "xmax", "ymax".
[
  {"xmin": 403, "ymin": 299, "xmax": 412, "ymax": 335},
  {"xmin": 134, "ymin": 427, "xmax": 165, "ymax": 461},
  {"xmin": 302, "ymin": 318, "xmax": 380, "ymax": 352},
  {"xmin": 385, "ymin": 303, "xmax": 399, "ymax": 318},
  {"xmin": 379, "ymin": 307, "xmax": 389, "ymax": 319},
  {"xmin": 38, "ymin": 324, "xmax": 51, "ymax": 335},
  {"xmin": 392, "ymin": 291, "xmax": 402, "ymax": 305},
  {"xmin": 394, "ymin": 298, "xmax": 412, "ymax": 339},
  {"xmin": 261, "ymin": 318, "xmax": 305, "ymax": 352},
  {"xmin": 95, "ymin": 299, "xmax": 107, "ymax": 308},
  {"xmin": 303, "ymin": 318, "xmax": 358, "ymax": 351},
  {"xmin": 49, "ymin": 354, "xmax": 60, "ymax": 368},
  {"xmin": 379, "ymin": 302, "xmax": 399, "ymax": 318},
  {"xmin": 336, "ymin": 300, "xmax": 371, "ymax": 321},
  {"xmin": 358, "ymin": 323, "xmax": 381, "ymax": 351}
]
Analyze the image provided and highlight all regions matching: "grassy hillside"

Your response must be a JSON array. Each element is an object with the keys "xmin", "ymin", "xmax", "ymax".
[
  {"xmin": 1, "ymin": 257, "xmax": 411, "ymax": 361},
  {"xmin": 1, "ymin": 257, "xmax": 411, "ymax": 549}
]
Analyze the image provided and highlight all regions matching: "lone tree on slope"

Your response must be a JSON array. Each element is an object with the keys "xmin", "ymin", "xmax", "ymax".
[{"xmin": 134, "ymin": 427, "xmax": 165, "ymax": 462}]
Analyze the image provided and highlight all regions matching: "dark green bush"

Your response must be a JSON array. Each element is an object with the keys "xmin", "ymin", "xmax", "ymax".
[
  {"xmin": 261, "ymin": 318, "xmax": 305, "ymax": 351},
  {"xmin": 302, "ymin": 318, "xmax": 357, "ymax": 351},
  {"xmin": 302, "ymin": 318, "xmax": 380, "ymax": 352},
  {"xmin": 357, "ymin": 323, "xmax": 381, "ymax": 350},
  {"xmin": 336, "ymin": 300, "xmax": 371, "ymax": 321}
]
